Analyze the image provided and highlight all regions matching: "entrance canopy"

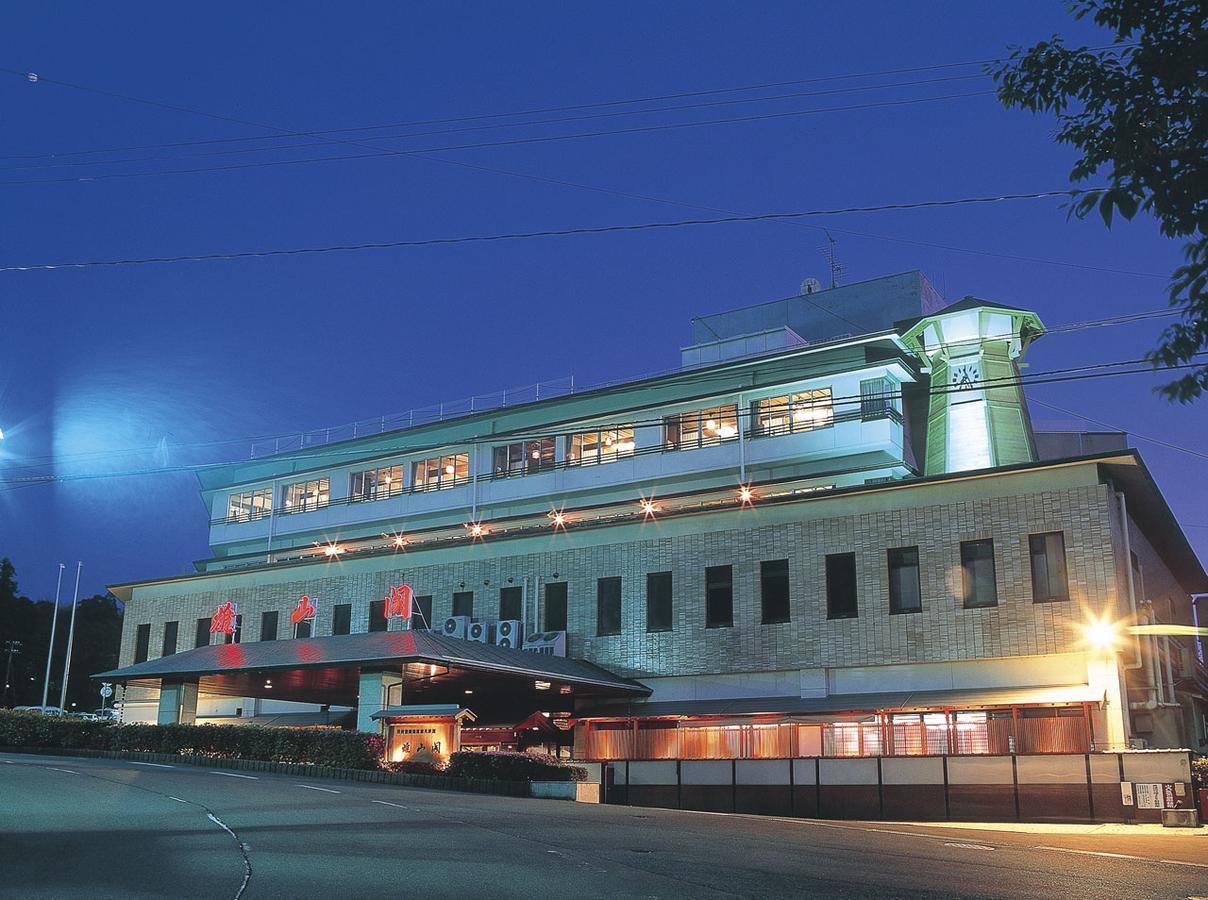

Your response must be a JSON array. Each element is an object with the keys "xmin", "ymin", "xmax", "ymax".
[{"xmin": 94, "ymin": 630, "xmax": 649, "ymax": 708}]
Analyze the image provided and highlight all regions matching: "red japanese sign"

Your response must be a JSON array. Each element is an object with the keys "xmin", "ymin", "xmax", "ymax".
[
  {"xmin": 385, "ymin": 584, "xmax": 413, "ymax": 620},
  {"xmin": 209, "ymin": 601, "xmax": 238, "ymax": 635},
  {"xmin": 290, "ymin": 594, "xmax": 317, "ymax": 625}
]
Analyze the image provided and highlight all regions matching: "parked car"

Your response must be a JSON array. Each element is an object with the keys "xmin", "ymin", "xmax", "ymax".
[
  {"xmin": 92, "ymin": 708, "xmax": 119, "ymax": 722},
  {"xmin": 12, "ymin": 705, "xmax": 68, "ymax": 716}
]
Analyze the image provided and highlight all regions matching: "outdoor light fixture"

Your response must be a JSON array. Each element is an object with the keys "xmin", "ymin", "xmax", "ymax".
[
  {"xmin": 465, "ymin": 521, "xmax": 486, "ymax": 538},
  {"xmin": 323, "ymin": 544, "xmax": 343, "ymax": 558},
  {"xmin": 549, "ymin": 506, "xmax": 567, "ymax": 529},
  {"xmin": 393, "ymin": 535, "xmax": 407, "ymax": 548},
  {"xmin": 738, "ymin": 485, "xmax": 754, "ymax": 505},
  {"xmin": 1083, "ymin": 617, "xmax": 1121, "ymax": 652},
  {"xmin": 639, "ymin": 497, "xmax": 657, "ymax": 519},
  {"xmin": 534, "ymin": 680, "xmax": 551, "ymax": 690}
]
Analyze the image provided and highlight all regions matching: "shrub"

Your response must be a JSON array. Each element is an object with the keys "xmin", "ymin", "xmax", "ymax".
[
  {"xmin": 383, "ymin": 759, "xmax": 447, "ymax": 776},
  {"xmin": 1192, "ymin": 755, "xmax": 1207, "ymax": 793},
  {"xmin": 446, "ymin": 750, "xmax": 587, "ymax": 783}
]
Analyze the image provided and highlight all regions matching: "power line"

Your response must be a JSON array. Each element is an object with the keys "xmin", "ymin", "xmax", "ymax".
[
  {"xmin": 1029, "ymin": 398, "xmax": 1208, "ymax": 463},
  {"xmin": 0, "ymin": 188, "xmax": 1101, "ymax": 273}
]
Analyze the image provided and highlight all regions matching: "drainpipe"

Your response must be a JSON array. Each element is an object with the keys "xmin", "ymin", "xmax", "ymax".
[{"xmin": 737, "ymin": 392, "xmax": 747, "ymax": 483}]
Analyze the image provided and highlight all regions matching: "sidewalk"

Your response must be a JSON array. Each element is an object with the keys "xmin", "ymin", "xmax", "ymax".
[{"xmin": 894, "ymin": 820, "xmax": 1206, "ymax": 838}]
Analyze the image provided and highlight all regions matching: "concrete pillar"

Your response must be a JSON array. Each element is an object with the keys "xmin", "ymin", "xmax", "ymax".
[
  {"xmin": 156, "ymin": 680, "xmax": 199, "ymax": 726},
  {"xmin": 1087, "ymin": 653, "xmax": 1129, "ymax": 749},
  {"xmin": 356, "ymin": 670, "xmax": 403, "ymax": 734}
]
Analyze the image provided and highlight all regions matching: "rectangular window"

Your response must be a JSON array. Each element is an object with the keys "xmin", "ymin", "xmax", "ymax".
[
  {"xmin": 754, "ymin": 388, "xmax": 833, "ymax": 436},
  {"xmin": 888, "ymin": 547, "xmax": 922, "ymax": 614},
  {"xmin": 226, "ymin": 614, "xmax": 243, "ymax": 645},
  {"xmin": 293, "ymin": 616, "xmax": 310, "ymax": 639},
  {"xmin": 413, "ymin": 595, "xmax": 433, "ymax": 630},
  {"xmin": 491, "ymin": 438, "xmax": 555, "ymax": 477},
  {"xmin": 499, "ymin": 586, "xmax": 523, "ymax": 621},
  {"xmin": 705, "ymin": 565, "xmax": 733, "ymax": 628},
  {"xmin": 161, "ymin": 620, "xmax": 179, "ymax": 657},
  {"xmin": 260, "ymin": 610, "xmax": 279, "ymax": 642},
  {"xmin": 282, "ymin": 478, "xmax": 329, "ymax": 512},
  {"xmin": 596, "ymin": 577, "xmax": 622, "ymax": 636},
  {"xmin": 133, "ymin": 623, "xmax": 151, "ymax": 663},
  {"xmin": 859, "ymin": 377, "xmax": 898, "ymax": 421},
  {"xmin": 646, "ymin": 571, "xmax": 673, "ymax": 633},
  {"xmin": 226, "ymin": 487, "xmax": 273, "ymax": 522},
  {"xmin": 826, "ymin": 552, "xmax": 858, "ymax": 619},
  {"xmin": 350, "ymin": 465, "xmax": 405, "ymax": 502},
  {"xmin": 332, "ymin": 603, "xmax": 352, "ymax": 636},
  {"xmin": 760, "ymin": 559, "xmax": 791, "ymax": 624},
  {"xmin": 194, "ymin": 617, "xmax": 210, "ymax": 649},
  {"xmin": 1029, "ymin": 532, "xmax": 1069, "ymax": 602},
  {"xmin": 961, "ymin": 540, "xmax": 998, "ymax": 608},
  {"xmin": 368, "ymin": 599, "xmax": 387, "ymax": 632},
  {"xmin": 544, "ymin": 582, "xmax": 568, "ymax": 632},
  {"xmin": 565, "ymin": 427, "xmax": 635, "ymax": 466},
  {"xmin": 663, "ymin": 404, "xmax": 739, "ymax": 450},
  {"xmin": 411, "ymin": 453, "xmax": 469, "ymax": 491},
  {"xmin": 452, "ymin": 591, "xmax": 474, "ymax": 619}
]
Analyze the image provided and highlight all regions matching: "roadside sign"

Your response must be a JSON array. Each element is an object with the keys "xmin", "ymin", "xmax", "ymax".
[
  {"xmin": 1135, "ymin": 782, "xmax": 1163, "ymax": 809},
  {"xmin": 1120, "ymin": 782, "xmax": 1134, "ymax": 806},
  {"xmin": 99, "ymin": 683, "xmax": 113, "ymax": 699}
]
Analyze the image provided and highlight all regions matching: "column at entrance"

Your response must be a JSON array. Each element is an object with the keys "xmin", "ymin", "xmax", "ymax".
[
  {"xmin": 156, "ymin": 679, "xmax": 199, "ymax": 725},
  {"xmin": 356, "ymin": 670, "xmax": 403, "ymax": 733}
]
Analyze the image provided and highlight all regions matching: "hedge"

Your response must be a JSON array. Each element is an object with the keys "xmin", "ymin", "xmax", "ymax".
[
  {"xmin": 1193, "ymin": 755, "xmax": 1207, "ymax": 793},
  {"xmin": 446, "ymin": 750, "xmax": 587, "ymax": 782}
]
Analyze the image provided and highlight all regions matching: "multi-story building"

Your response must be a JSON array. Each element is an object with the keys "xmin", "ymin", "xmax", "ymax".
[{"xmin": 99, "ymin": 272, "xmax": 1208, "ymax": 768}]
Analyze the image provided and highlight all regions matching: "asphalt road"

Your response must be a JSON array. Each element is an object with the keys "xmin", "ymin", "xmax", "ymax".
[{"xmin": 2, "ymin": 753, "xmax": 1205, "ymax": 900}]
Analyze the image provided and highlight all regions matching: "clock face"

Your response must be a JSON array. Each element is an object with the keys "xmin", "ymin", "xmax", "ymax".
[{"xmin": 951, "ymin": 361, "xmax": 981, "ymax": 389}]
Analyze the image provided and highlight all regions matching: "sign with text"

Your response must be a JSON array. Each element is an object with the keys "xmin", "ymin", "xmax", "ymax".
[
  {"xmin": 384, "ymin": 584, "xmax": 414, "ymax": 621},
  {"xmin": 290, "ymin": 595, "xmax": 318, "ymax": 626},
  {"xmin": 209, "ymin": 601, "xmax": 238, "ymax": 635}
]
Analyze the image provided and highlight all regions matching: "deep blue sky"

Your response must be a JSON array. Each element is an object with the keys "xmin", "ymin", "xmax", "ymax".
[{"xmin": 1, "ymin": 3, "xmax": 1204, "ymax": 602}]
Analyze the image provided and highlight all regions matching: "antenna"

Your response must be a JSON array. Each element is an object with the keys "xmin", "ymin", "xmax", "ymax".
[{"xmin": 819, "ymin": 230, "xmax": 843, "ymax": 289}]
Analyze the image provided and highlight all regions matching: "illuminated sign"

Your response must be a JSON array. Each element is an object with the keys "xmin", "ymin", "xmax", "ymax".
[
  {"xmin": 384, "ymin": 584, "xmax": 413, "ymax": 621},
  {"xmin": 209, "ymin": 601, "xmax": 238, "ymax": 635},
  {"xmin": 290, "ymin": 594, "xmax": 318, "ymax": 626}
]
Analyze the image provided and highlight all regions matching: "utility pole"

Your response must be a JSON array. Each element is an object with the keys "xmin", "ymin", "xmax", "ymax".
[
  {"xmin": 57, "ymin": 562, "xmax": 83, "ymax": 713},
  {"xmin": 3, "ymin": 640, "xmax": 21, "ymax": 707},
  {"xmin": 41, "ymin": 563, "xmax": 66, "ymax": 710}
]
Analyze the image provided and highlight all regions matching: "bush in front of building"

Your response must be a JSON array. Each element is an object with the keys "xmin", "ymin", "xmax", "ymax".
[
  {"xmin": 445, "ymin": 750, "xmax": 586, "ymax": 783},
  {"xmin": 1192, "ymin": 755, "xmax": 1207, "ymax": 793}
]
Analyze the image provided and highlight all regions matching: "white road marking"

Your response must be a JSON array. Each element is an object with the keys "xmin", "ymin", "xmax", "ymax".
[
  {"xmin": 296, "ymin": 784, "xmax": 341, "ymax": 794},
  {"xmin": 130, "ymin": 761, "xmax": 175, "ymax": 768},
  {"xmin": 943, "ymin": 842, "xmax": 995, "ymax": 851},
  {"xmin": 1034, "ymin": 846, "xmax": 1208, "ymax": 870},
  {"xmin": 210, "ymin": 771, "xmax": 258, "ymax": 779},
  {"xmin": 371, "ymin": 800, "xmax": 410, "ymax": 809},
  {"xmin": 48, "ymin": 767, "xmax": 78, "ymax": 775},
  {"xmin": 206, "ymin": 813, "xmax": 252, "ymax": 899},
  {"xmin": 168, "ymin": 796, "xmax": 189, "ymax": 803}
]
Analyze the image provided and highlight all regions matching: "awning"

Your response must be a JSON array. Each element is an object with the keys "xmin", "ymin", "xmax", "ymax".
[
  {"xmin": 372, "ymin": 705, "xmax": 477, "ymax": 723},
  {"xmin": 577, "ymin": 684, "xmax": 1104, "ymax": 719}
]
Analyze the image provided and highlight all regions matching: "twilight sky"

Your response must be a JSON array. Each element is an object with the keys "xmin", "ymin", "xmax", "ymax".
[{"xmin": 1, "ymin": 2, "xmax": 1204, "ymax": 602}]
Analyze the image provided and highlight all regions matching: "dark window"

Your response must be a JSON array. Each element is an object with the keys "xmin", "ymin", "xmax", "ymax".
[
  {"xmin": 332, "ymin": 603, "xmax": 352, "ymax": 636},
  {"xmin": 544, "ymin": 582, "xmax": 568, "ymax": 632},
  {"xmin": 260, "ymin": 610, "xmax": 279, "ymax": 642},
  {"xmin": 596, "ymin": 577, "xmax": 622, "ymax": 636},
  {"xmin": 368, "ymin": 599, "xmax": 387, "ymax": 632},
  {"xmin": 860, "ymin": 376, "xmax": 895, "ymax": 420},
  {"xmin": 705, "ymin": 565, "xmax": 733, "ymax": 628},
  {"xmin": 760, "ymin": 559, "xmax": 791, "ymax": 624},
  {"xmin": 646, "ymin": 572, "xmax": 673, "ymax": 633},
  {"xmin": 413, "ymin": 595, "xmax": 433, "ymax": 630},
  {"xmin": 227, "ymin": 614, "xmax": 243, "ymax": 644},
  {"xmin": 1030, "ymin": 532, "xmax": 1069, "ymax": 602},
  {"xmin": 194, "ymin": 617, "xmax": 210, "ymax": 649},
  {"xmin": 826, "ymin": 553, "xmax": 858, "ymax": 619},
  {"xmin": 293, "ymin": 617, "xmax": 310, "ymax": 639},
  {"xmin": 499, "ymin": 586, "xmax": 523, "ymax": 621},
  {"xmin": 452, "ymin": 591, "xmax": 474, "ymax": 618},
  {"xmin": 161, "ymin": 621, "xmax": 179, "ymax": 657},
  {"xmin": 133, "ymin": 623, "xmax": 151, "ymax": 663},
  {"xmin": 961, "ymin": 540, "xmax": 998, "ymax": 608},
  {"xmin": 888, "ymin": 547, "xmax": 922, "ymax": 614}
]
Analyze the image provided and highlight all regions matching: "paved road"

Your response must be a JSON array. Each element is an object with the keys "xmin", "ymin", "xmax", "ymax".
[{"xmin": 2, "ymin": 754, "xmax": 1205, "ymax": 899}]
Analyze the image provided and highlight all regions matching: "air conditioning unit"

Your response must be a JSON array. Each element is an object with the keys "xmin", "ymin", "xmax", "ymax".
[
  {"xmin": 442, "ymin": 616, "xmax": 472, "ymax": 639},
  {"xmin": 523, "ymin": 630, "xmax": 567, "ymax": 657},
  {"xmin": 493, "ymin": 619, "xmax": 523, "ymax": 649},
  {"xmin": 466, "ymin": 620, "xmax": 489, "ymax": 643}
]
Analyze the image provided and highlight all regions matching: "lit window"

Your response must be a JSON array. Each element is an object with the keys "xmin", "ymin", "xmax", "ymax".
[
  {"xmin": 350, "ymin": 465, "xmax": 405, "ymax": 502},
  {"xmin": 565, "ymin": 427, "xmax": 635, "ymax": 466},
  {"xmin": 411, "ymin": 453, "xmax": 469, "ymax": 491},
  {"xmin": 664, "ymin": 404, "xmax": 739, "ymax": 450},
  {"xmin": 492, "ymin": 438, "xmax": 555, "ymax": 477},
  {"xmin": 281, "ymin": 479, "xmax": 329, "ymax": 513},
  {"xmin": 754, "ymin": 388, "xmax": 833, "ymax": 436},
  {"xmin": 227, "ymin": 487, "xmax": 273, "ymax": 522}
]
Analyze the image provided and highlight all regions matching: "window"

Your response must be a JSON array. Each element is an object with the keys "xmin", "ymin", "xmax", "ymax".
[
  {"xmin": 705, "ymin": 565, "xmax": 733, "ymax": 628},
  {"xmin": 260, "ymin": 610, "xmax": 279, "ymax": 642},
  {"xmin": 596, "ymin": 577, "xmax": 622, "ymax": 636},
  {"xmin": 760, "ymin": 559, "xmax": 791, "ymax": 624},
  {"xmin": 492, "ymin": 438, "xmax": 555, "ymax": 477},
  {"xmin": 226, "ymin": 487, "xmax": 272, "ymax": 522},
  {"xmin": 227, "ymin": 614, "xmax": 243, "ymax": 644},
  {"xmin": 499, "ymin": 586, "xmax": 523, "ymax": 621},
  {"xmin": 411, "ymin": 453, "xmax": 469, "ymax": 491},
  {"xmin": 888, "ymin": 547, "xmax": 922, "ymax": 614},
  {"xmin": 413, "ymin": 595, "xmax": 433, "ymax": 630},
  {"xmin": 544, "ymin": 582, "xmax": 568, "ymax": 632},
  {"xmin": 282, "ymin": 478, "xmax": 329, "ymax": 512},
  {"xmin": 332, "ymin": 603, "xmax": 352, "ymax": 636},
  {"xmin": 646, "ymin": 572, "xmax": 673, "ymax": 633},
  {"xmin": 1029, "ymin": 532, "xmax": 1069, "ymax": 602},
  {"xmin": 368, "ymin": 599, "xmax": 387, "ymax": 632},
  {"xmin": 350, "ymin": 465, "xmax": 405, "ymax": 502},
  {"xmin": 826, "ymin": 553, "xmax": 858, "ymax": 619},
  {"xmin": 664, "ymin": 404, "xmax": 739, "ymax": 450},
  {"xmin": 293, "ymin": 616, "xmax": 310, "ymax": 639},
  {"xmin": 753, "ymin": 387, "xmax": 833, "ymax": 436},
  {"xmin": 961, "ymin": 540, "xmax": 998, "ymax": 608},
  {"xmin": 859, "ymin": 377, "xmax": 899, "ymax": 421},
  {"xmin": 161, "ymin": 621, "xmax": 179, "ymax": 657},
  {"xmin": 194, "ymin": 617, "xmax": 210, "ymax": 649},
  {"xmin": 452, "ymin": 591, "xmax": 474, "ymax": 618},
  {"xmin": 133, "ymin": 624, "xmax": 151, "ymax": 663},
  {"xmin": 566, "ymin": 427, "xmax": 635, "ymax": 466}
]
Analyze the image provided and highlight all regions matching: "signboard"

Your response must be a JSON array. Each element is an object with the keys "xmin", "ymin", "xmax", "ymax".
[
  {"xmin": 209, "ymin": 601, "xmax": 238, "ymax": 636},
  {"xmin": 1120, "ymin": 782, "xmax": 1134, "ymax": 806},
  {"xmin": 290, "ymin": 594, "xmax": 318, "ymax": 626},
  {"xmin": 99, "ymin": 683, "xmax": 113, "ymax": 699},
  {"xmin": 384, "ymin": 584, "xmax": 413, "ymax": 621},
  {"xmin": 1135, "ymin": 783, "xmax": 1165, "ymax": 809}
]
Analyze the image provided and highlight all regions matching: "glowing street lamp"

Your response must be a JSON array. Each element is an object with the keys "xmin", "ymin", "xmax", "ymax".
[{"xmin": 1083, "ymin": 617, "xmax": 1121, "ymax": 653}]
